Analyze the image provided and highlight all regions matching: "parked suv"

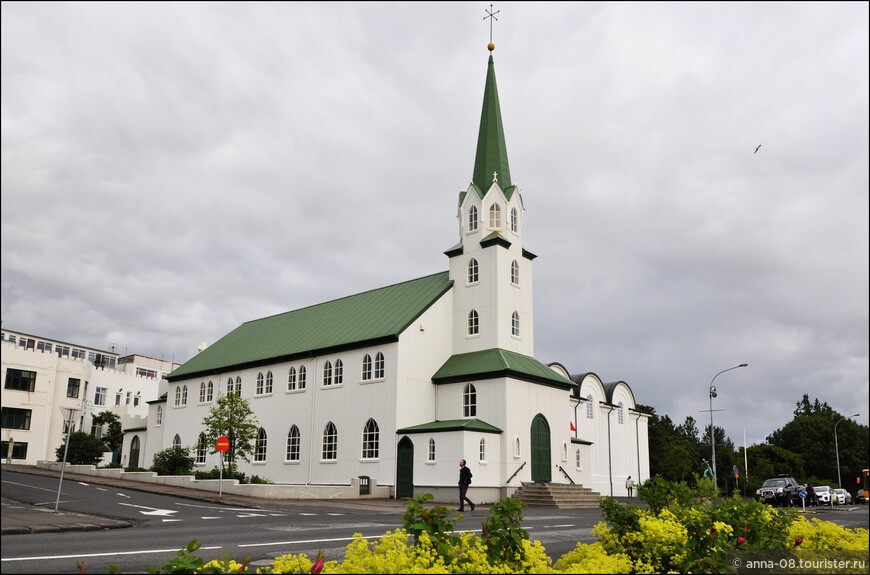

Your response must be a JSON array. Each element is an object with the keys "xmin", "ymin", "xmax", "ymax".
[{"xmin": 756, "ymin": 475, "xmax": 802, "ymax": 507}]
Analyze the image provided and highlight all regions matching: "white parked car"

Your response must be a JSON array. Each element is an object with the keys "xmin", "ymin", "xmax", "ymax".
[
  {"xmin": 815, "ymin": 485, "xmax": 832, "ymax": 504},
  {"xmin": 832, "ymin": 488, "xmax": 851, "ymax": 505}
]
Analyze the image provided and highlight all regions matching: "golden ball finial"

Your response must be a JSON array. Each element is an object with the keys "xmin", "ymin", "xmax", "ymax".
[{"xmin": 488, "ymin": 42, "xmax": 495, "ymax": 52}]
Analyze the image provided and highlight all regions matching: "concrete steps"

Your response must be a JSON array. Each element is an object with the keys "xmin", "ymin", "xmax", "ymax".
[{"xmin": 511, "ymin": 482, "xmax": 602, "ymax": 509}]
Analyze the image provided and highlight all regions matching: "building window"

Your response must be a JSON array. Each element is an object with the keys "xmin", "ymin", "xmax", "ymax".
[
  {"xmin": 256, "ymin": 373, "xmax": 265, "ymax": 395},
  {"xmin": 362, "ymin": 418, "xmax": 379, "ymax": 459},
  {"xmin": 489, "ymin": 203, "xmax": 501, "ymax": 229},
  {"xmin": 323, "ymin": 361, "xmax": 333, "ymax": 387},
  {"xmin": 298, "ymin": 366, "xmax": 307, "ymax": 389},
  {"xmin": 199, "ymin": 382, "xmax": 207, "ymax": 403},
  {"xmin": 514, "ymin": 437, "xmax": 521, "ymax": 457},
  {"xmin": 510, "ymin": 207, "xmax": 518, "ymax": 232},
  {"xmin": 468, "ymin": 258, "xmax": 479, "ymax": 284},
  {"xmin": 288, "ymin": 367, "xmax": 298, "ymax": 390},
  {"xmin": 1, "ymin": 407, "xmax": 32, "ymax": 430},
  {"xmin": 479, "ymin": 438, "xmax": 486, "ymax": 462},
  {"xmin": 207, "ymin": 381, "xmax": 214, "ymax": 402},
  {"xmin": 115, "ymin": 392, "xmax": 122, "ymax": 406},
  {"xmin": 468, "ymin": 310, "xmax": 479, "ymax": 336},
  {"xmin": 126, "ymin": 391, "xmax": 132, "ymax": 405},
  {"xmin": 175, "ymin": 386, "xmax": 182, "ymax": 406},
  {"xmin": 227, "ymin": 376, "xmax": 242, "ymax": 396},
  {"xmin": 322, "ymin": 422, "xmax": 337, "ymax": 460},
  {"xmin": 38, "ymin": 341, "xmax": 53, "ymax": 354},
  {"xmin": 133, "ymin": 394, "xmax": 140, "ymax": 407},
  {"xmin": 463, "ymin": 384, "xmax": 477, "ymax": 417},
  {"xmin": 181, "ymin": 386, "xmax": 188, "ymax": 405},
  {"xmin": 334, "ymin": 360, "xmax": 343, "ymax": 385},
  {"xmin": 469, "ymin": 205, "xmax": 478, "ymax": 231},
  {"xmin": 428, "ymin": 438, "xmax": 436, "ymax": 462},
  {"xmin": 4, "ymin": 369, "xmax": 36, "ymax": 392},
  {"xmin": 255, "ymin": 428, "xmax": 267, "ymax": 462},
  {"xmin": 235, "ymin": 376, "xmax": 242, "ymax": 396},
  {"xmin": 575, "ymin": 448, "xmax": 581, "ymax": 469},
  {"xmin": 374, "ymin": 352, "xmax": 384, "ymax": 379},
  {"xmin": 265, "ymin": 371, "xmax": 273, "ymax": 394},
  {"xmin": 1, "ymin": 440, "xmax": 28, "ymax": 460},
  {"xmin": 286, "ymin": 425, "xmax": 301, "ymax": 461},
  {"xmin": 510, "ymin": 260, "xmax": 519, "ymax": 285},
  {"xmin": 56, "ymin": 345, "xmax": 70, "ymax": 358},
  {"xmin": 66, "ymin": 378, "xmax": 81, "ymax": 398},
  {"xmin": 562, "ymin": 442, "xmax": 568, "ymax": 461},
  {"xmin": 227, "ymin": 377, "xmax": 234, "ymax": 396},
  {"xmin": 196, "ymin": 433, "xmax": 207, "ymax": 465},
  {"xmin": 172, "ymin": 434, "xmax": 181, "ymax": 448},
  {"xmin": 94, "ymin": 387, "xmax": 107, "ymax": 406},
  {"xmin": 156, "ymin": 405, "xmax": 163, "ymax": 426},
  {"xmin": 618, "ymin": 402, "xmax": 625, "ymax": 425},
  {"xmin": 511, "ymin": 311, "xmax": 520, "ymax": 337},
  {"xmin": 362, "ymin": 355, "xmax": 372, "ymax": 381},
  {"xmin": 586, "ymin": 395, "xmax": 594, "ymax": 419}
]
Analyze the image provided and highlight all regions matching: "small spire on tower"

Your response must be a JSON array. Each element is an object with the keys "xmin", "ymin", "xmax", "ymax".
[{"xmin": 484, "ymin": 4, "xmax": 499, "ymax": 52}]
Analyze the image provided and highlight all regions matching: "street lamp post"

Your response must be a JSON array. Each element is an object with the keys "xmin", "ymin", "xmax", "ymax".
[
  {"xmin": 834, "ymin": 413, "xmax": 859, "ymax": 488},
  {"xmin": 709, "ymin": 363, "xmax": 748, "ymax": 489}
]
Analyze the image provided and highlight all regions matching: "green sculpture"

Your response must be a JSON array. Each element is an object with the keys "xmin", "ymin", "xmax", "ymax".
[{"xmin": 701, "ymin": 458, "xmax": 714, "ymax": 478}]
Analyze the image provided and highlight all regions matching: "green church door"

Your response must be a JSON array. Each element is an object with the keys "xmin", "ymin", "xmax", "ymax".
[
  {"xmin": 129, "ymin": 436, "xmax": 140, "ymax": 469},
  {"xmin": 396, "ymin": 436, "xmax": 414, "ymax": 498},
  {"xmin": 530, "ymin": 414, "xmax": 551, "ymax": 483}
]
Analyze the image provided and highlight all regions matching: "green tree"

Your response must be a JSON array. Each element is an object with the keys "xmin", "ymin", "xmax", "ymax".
[
  {"xmin": 640, "ymin": 405, "xmax": 699, "ymax": 481},
  {"xmin": 55, "ymin": 431, "xmax": 105, "ymax": 465},
  {"xmin": 201, "ymin": 393, "xmax": 259, "ymax": 472},
  {"xmin": 151, "ymin": 445, "xmax": 195, "ymax": 475},
  {"xmin": 92, "ymin": 410, "xmax": 123, "ymax": 453}
]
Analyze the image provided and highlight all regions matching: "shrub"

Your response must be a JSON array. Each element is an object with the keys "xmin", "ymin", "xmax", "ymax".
[
  {"xmin": 150, "ymin": 446, "xmax": 195, "ymax": 476},
  {"xmin": 55, "ymin": 431, "xmax": 105, "ymax": 465}
]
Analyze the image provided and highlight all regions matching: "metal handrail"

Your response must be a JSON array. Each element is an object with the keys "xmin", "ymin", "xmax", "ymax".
[
  {"xmin": 557, "ymin": 465, "xmax": 576, "ymax": 484},
  {"xmin": 506, "ymin": 461, "xmax": 526, "ymax": 484}
]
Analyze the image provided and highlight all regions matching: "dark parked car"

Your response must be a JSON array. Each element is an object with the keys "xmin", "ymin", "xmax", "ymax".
[
  {"xmin": 756, "ymin": 475, "xmax": 802, "ymax": 507},
  {"xmin": 856, "ymin": 490, "xmax": 867, "ymax": 504}
]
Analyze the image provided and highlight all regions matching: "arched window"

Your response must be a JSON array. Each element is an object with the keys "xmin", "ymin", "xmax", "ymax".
[
  {"xmin": 196, "ymin": 433, "xmax": 207, "ymax": 464},
  {"xmin": 514, "ymin": 437, "xmax": 521, "ymax": 457},
  {"xmin": 575, "ymin": 448, "xmax": 581, "ymax": 469},
  {"xmin": 468, "ymin": 258, "xmax": 479, "ymax": 284},
  {"xmin": 586, "ymin": 395, "xmax": 594, "ymax": 419},
  {"xmin": 206, "ymin": 381, "xmax": 214, "ymax": 402},
  {"xmin": 510, "ymin": 207, "xmax": 518, "ymax": 232},
  {"xmin": 469, "ymin": 205, "xmax": 478, "ymax": 232},
  {"xmin": 618, "ymin": 402, "xmax": 625, "ymax": 425},
  {"xmin": 512, "ymin": 311, "xmax": 520, "ymax": 337},
  {"xmin": 265, "ymin": 371, "xmax": 273, "ymax": 394},
  {"xmin": 510, "ymin": 260, "xmax": 519, "ymax": 285},
  {"xmin": 235, "ymin": 376, "xmax": 242, "ymax": 396},
  {"xmin": 174, "ymin": 386, "xmax": 182, "ymax": 406},
  {"xmin": 374, "ymin": 352, "xmax": 385, "ymax": 379},
  {"xmin": 489, "ymin": 203, "xmax": 501, "ymax": 229},
  {"xmin": 181, "ymin": 385, "xmax": 188, "ymax": 405},
  {"xmin": 227, "ymin": 377, "xmax": 234, "ymax": 396},
  {"xmin": 468, "ymin": 310, "xmax": 479, "ymax": 336},
  {"xmin": 172, "ymin": 434, "xmax": 181, "ymax": 448},
  {"xmin": 156, "ymin": 405, "xmax": 163, "ymax": 426},
  {"xmin": 199, "ymin": 382, "xmax": 207, "ymax": 403},
  {"xmin": 479, "ymin": 438, "xmax": 486, "ymax": 462},
  {"xmin": 256, "ymin": 372, "xmax": 265, "ymax": 395},
  {"xmin": 298, "ymin": 366, "xmax": 307, "ymax": 389},
  {"xmin": 288, "ymin": 367, "xmax": 297, "ymax": 391},
  {"xmin": 286, "ymin": 425, "xmax": 301, "ymax": 461},
  {"xmin": 463, "ymin": 384, "xmax": 477, "ymax": 417},
  {"xmin": 362, "ymin": 418, "xmax": 379, "ymax": 459},
  {"xmin": 322, "ymin": 422, "xmax": 337, "ymax": 460},
  {"xmin": 428, "ymin": 438, "xmax": 436, "ymax": 462},
  {"xmin": 334, "ymin": 360, "xmax": 343, "ymax": 385},
  {"xmin": 255, "ymin": 428, "xmax": 267, "ymax": 462},
  {"xmin": 562, "ymin": 442, "xmax": 568, "ymax": 461},
  {"xmin": 323, "ymin": 361, "xmax": 333, "ymax": 386},
  {"xmin": 362, "ymin": 354, "xmax": 372, "ymax": 381}
]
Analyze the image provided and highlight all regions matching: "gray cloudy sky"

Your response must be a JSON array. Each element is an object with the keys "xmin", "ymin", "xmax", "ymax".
[{"xmin": 3, "ymin": 2, "xmax": 868, "ymax": 447}]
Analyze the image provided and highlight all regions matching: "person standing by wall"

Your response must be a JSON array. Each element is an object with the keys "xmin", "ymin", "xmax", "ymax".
[
  {"xmin": 458, "ymin": 459, "xmax": 475, "ymax": 512},
  {"xmin": 625, "ymin": 475, "xmax": 636, "ymax": 497}
]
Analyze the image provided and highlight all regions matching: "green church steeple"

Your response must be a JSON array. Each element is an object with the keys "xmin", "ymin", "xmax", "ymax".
[{"xmin": 472, "ymin": 52, "xmax": 512, "ymax": 196}]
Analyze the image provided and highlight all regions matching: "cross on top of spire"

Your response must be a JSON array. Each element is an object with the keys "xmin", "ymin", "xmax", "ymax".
[{"xmin": 484, "ymin": 4, "xmax": 499, "ymax": 51}]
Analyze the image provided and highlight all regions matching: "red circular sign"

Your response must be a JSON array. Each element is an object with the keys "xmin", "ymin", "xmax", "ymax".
[{"xmin": 216, "ymin": 435, "xmax": 230, "ymax": 452}]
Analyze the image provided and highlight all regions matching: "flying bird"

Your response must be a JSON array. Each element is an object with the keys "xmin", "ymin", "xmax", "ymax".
[{"xmin": 754, "ymin": 144, "xmax": 761, "ymax": 153}]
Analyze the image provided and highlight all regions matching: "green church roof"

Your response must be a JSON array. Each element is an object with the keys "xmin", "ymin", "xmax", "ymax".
[
  {"xmin": 168, "ymin": 272, "xmax": 453, "ymax": 381},
  {"xmin": 397, "ymin": 418, "xmax": 503, "ymax": 434},
  {"xmin": 472, "ymin": 54, "xmax": 512, "ymax": 197},
  {"xmin": 432, "ymin": 348, "xmax": 574, "ymax": 390}
]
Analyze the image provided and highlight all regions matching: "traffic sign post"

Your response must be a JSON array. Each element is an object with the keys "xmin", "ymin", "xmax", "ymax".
[
  {"xmin": 799, "ymin": 490, "xmax": 807, "ymax": 511},
  {"xmin": 216, "ymin": 436, "xmax": 229, "ymax": 498}
]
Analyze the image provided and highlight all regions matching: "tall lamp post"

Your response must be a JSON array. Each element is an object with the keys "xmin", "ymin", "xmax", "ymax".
[
  {"xmin": 709, "ymin": 363, "xmax": 748, "ymax": 488},
  {"xmin": 834, "ymin": 413, "xmax": 859, "ymax": 488}
]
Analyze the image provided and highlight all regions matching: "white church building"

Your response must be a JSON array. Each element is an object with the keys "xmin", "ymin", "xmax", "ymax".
[{"xmin": 139, "ymin": 45, "xmax": 649, "ymax": 502}]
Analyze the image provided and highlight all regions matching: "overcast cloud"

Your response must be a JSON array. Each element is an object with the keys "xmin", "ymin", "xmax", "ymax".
[{"xmin": 3, "ymin": 2, "xmax": 868, "ymax": 447}]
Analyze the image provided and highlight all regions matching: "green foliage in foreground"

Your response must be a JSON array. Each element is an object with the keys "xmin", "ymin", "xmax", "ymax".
[{"xmin": 77, "ymin": 479, "xmax": 868, "ymax": 574}]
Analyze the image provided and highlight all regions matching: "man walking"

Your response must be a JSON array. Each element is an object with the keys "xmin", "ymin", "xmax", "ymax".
[{"xmin": 458, "ymin": 459, "xmax": 475, "ymax": 512}]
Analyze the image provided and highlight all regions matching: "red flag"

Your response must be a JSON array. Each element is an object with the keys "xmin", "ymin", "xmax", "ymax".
[{"xmin": 570, "ymin": 421, "xmax": 576, "ymax": 432}]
